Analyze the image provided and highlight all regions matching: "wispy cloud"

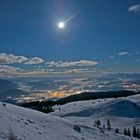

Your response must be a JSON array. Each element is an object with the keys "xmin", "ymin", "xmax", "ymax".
[
  {"xmin": 25, "ymin": 57, "xmax": 44, "ymax": 65},
  {"xmin": 118, "ymin": 51, "xmax": 129, "ymax": 56},
  {"xmin": 46, "ymin": 60, "xmax": 98, "ymax": 68},
  {"xmin": 128, "ymin": 4, "xmax": 140, "ymax": 13}
]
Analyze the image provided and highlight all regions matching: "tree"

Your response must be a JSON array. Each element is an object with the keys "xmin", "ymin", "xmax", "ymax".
[
  {"xmin": 127, "ymin": 128, "xmax": 131, "ymax": 136},
  {"xmin": 95, "ymin": 119, "xmax": 101, "ymax": 128},
  {"xmin": 124, "ymin": 128, "xmax": 127, "ymax": 136},
  {"xmin": 107, "ymin": 119, "xmax": 111, "ymax": 130},
  {"xmin": 133, "ymin": 126, "xmax": 137, "ymax": 138},
  {"xmin": 115, "ymin": 128, "xmax": 119, "ymax": 134},
  {"xmin": 74, "ymin": 124, "xmax": 81, "ymax": 133}
]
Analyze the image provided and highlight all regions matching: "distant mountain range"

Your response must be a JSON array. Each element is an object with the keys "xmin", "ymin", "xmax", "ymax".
[
  {"xmin": 0, "ymin": 79, "xmax": 17, "ymax": 92},
  {"xmin": 0, "ymin": 88, "xmax": 28, "ymax": 98},
  {"xmin": 0, "ymin": 79, "xmax": 28, "ymax": 102},
  {"xmin": 0, "ymin": 73, "xmax": 140, "ymax": 104}
]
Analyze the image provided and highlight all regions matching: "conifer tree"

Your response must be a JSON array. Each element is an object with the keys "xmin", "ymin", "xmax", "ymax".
[
  {"xmin": 133, "ymin": 126, "xmax": 137, "ymax": 138},
  {"xmin": 107, "ymin": 119, "xmax": 111, "ymax": 130},
  {"xmin": 95, "ymin": 119, "xmax": 101, "ymax": 128},
  {"xmin": 97, "ymin": 119, "xmax": 101, "ymax": 128},
  {"xmin": 115, "ymin": 128, "xmax": 119, "ymax": 134},
  {"xmin": 127, "ymin": 128, "xmax": 131, "ymax": 136},
  {"xmin": 124, "ymin": 128, "xmax": 127, "ymax": 135}
]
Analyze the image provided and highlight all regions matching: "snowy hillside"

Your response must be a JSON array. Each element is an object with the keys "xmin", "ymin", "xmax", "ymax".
[
  {"xmin": 0, "ymin": 102, "xmax": 136, "ymax": 140},
  {"xmin": 128, "ymin": 94, "xmax": 140, "ymax": 105},
  {"xmin": 51, "ymin": 97, "xmax": 140, "ymax": 131}
]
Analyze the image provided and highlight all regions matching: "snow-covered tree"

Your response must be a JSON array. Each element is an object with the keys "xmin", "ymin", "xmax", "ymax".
[
  {"xmin": 95, "ymin": 119, "xmax": 101, "ymax": 128},
  {"xmin": 107, "ymin": 119, "xmax": 111, "ymax": 130}
]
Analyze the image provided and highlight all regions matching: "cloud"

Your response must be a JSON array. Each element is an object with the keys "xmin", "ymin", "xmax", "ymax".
[
  {"xmin": 0, "ymin": 53, "xmax": 28, "ymax": 64},
  {"xmin": 128, "ymin": 4, "xmax": 140, "ymax": 13},
  {"xmin": 62, "ymin": 68, "xmax": 96, "ymax": 74},
  {"xmin": 46, "ymin": 60, "xmax": 98, "ymax": 68},
  {"xmin": 25, "ymin": 57, "xmax": 44, "ymax": 65},
  {"xmin": 0, "ymin": 53, "xmax": 44, "ymax": 65},
  {"xmin": 0, "ymin": 65, "xmax": 20, "ymax": 73},
  {"xmin": 118, "ymin": 51, "xmax": 129, "ymax": 56}
]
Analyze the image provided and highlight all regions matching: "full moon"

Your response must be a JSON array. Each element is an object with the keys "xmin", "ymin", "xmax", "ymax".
[{"xmin": 58, "ymin": 22, "xmax": 65, "ymax": 29}]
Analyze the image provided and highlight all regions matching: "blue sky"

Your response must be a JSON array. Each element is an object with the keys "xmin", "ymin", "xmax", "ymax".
[{"xmin": 0, "ymin": 0, "xmax": 140, "ymax": 77}]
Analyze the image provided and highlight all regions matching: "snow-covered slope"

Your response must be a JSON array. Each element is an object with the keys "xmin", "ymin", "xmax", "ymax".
[
  {"xmin": 0, "ymin": 102, "xmax": 136, "ymax": 140},
  {"xmin": 127, "ymin": 94, "xmax": 140, "ymax": 105},
  {"xmin": 52, "ymin": 98, "xmax": 140, "ymax": 118},
  {"xmin": 51, "ymin": 97, "xmax": 140, "ymax": 129}
]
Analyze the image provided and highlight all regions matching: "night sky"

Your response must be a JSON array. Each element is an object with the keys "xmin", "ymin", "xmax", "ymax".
[{"xmin": 0, "ymin": 0, "xmax": 140, "ymax": 76}]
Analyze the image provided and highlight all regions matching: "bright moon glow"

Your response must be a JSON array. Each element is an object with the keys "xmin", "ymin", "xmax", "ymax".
[{"xmin": 58, "ymin": 22, "xmax": 65, "ymax": 29}]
